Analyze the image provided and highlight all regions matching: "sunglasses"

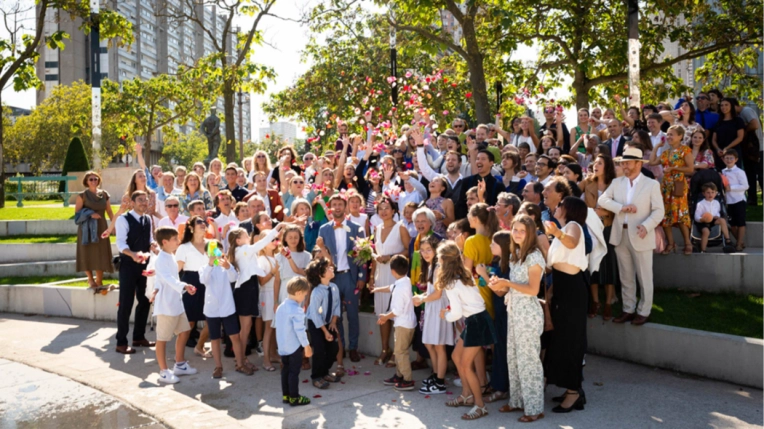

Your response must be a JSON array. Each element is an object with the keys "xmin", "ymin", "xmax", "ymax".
[
  {"xmin": 452, "ymin": 124, "xmax": 464, "ymax": 128},
  {"xmin": 293, "ymin": 180, "xmax": 304, "ymax": 185},
  {"xmin": 87, "ymin": 178, "xmax": 99, "ymax": 182},
  {"xmin": 256, "ymin": 155, "xmax": 266, "ymax": 158},
  {"xmin": 696, "ymin": 96, "xmax": 708, "ymax": 100},
  {"xmin": 544, "ymin": 108, "xmax": 555, "ymax": 114},
  {"xmin": 304, "ymin": 157, "xmax": 314, "ymax": 161},
  {"xmin": 393, "ymin": 149, "xmax": 404, "ymax": 154},
  {"xmin": 165, "ymin": 204, "xmax": 179, "ymax": 208}
]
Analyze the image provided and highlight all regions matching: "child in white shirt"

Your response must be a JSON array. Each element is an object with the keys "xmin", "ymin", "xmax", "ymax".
[
  {"xmin": 722, "ymin": 149, "xmax": 749, "ymax": 251},
  {"xmin": 150, "ymin": 227, "xmax": 198, "ymax": 384},
  {"xmin": 694, "ymin": 182, "xmax": 733, "ymax": 253},
  {"xmin": 200, "ymin": 240, "xmax": 246, "ymax": 378},
  {"xmin": 372, "ymin": 255, "xmax": 417, "ymax": 392}
]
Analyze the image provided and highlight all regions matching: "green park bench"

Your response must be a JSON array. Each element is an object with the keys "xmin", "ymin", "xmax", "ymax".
[{"xmin": 8, "ymin": 175, "xmax": 77, "ymax": 207}]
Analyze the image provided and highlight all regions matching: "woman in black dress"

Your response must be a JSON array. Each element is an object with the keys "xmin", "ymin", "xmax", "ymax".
[
  {"xmin": 542, "ymin": 197, "xmax": 589, "ymax": 413},
  {"xmin": 712, "ymin": 97, "xmax": 746, "ymax": 169}
]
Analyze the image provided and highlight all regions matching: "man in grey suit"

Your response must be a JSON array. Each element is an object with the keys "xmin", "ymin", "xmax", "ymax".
[
  {"xmin": 317, "ymin": 194, "xmax": 366, "ymax": 362},
  {"xmin": 598, "ymin": 148, "xmax": 665, "ymax": 325}
]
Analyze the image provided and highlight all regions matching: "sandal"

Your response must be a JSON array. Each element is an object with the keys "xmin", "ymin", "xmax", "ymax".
[
  {"xmin": 445, "ymin": 394, "xmax": 474, "ymax": 408},
  {"xmin": 324, "ymin": 374, "xmax": 342, "ymax": 383},
  {"xmin": 481, "ymin": 384, "xmax": 494, "ymax": 396},
  {"xmin": 661, "ymin": 243, "xmax": 676, "ymax": 255},
  {"xmin": 313, "ymin": 379, "xmax": 329, "ymax": 389},
  {"xmin": 289, "ymin": 395, "xmax": 311, "ymax": 406},
  {"xmin": 335, "ymin": 365, "xmax": 345, "ymax": 377},
  {"xmin": 375, "ymin": 349, "xmax": 390, "ymax": 366},
  {"xmin": 212, "ymin": 367, "xmax": 223, "ymax": 379},
  {"xmin": 499, "ymin": 404, "xmax": 524, "ymax": 413},
  {"xmin": 244, "ymin": 360, "xmax": 259, "ymax": 372},
  {"xmin": 302, "ymin": 358, "xmax": 311, "ymax": 370},
  {"xmin": 683, "ymin": 244, "xmax": 693, "ymax": 255},
  {"xmin": 263, "ymin": 365, "xmax": 277, "ymax": 372},
  {"xmin": 194, "ymin": 348, "xmax": 213, "ymax": 358},
  {"xmin": 461, "ymin": 405, "xmax": 488, "ymax": 420},
  {"xmin": 483, "ymin": 390, "xmax": 508, "ymax": 403},
  {"xmin": 385, "ymin": 359, "xmax": 397, "ymax": 368},
  {"xmin": 519, "ymin": 413, "xmax": 545, "ymax": 423},
  {"xmin": 235, "ymin": 365, "xmax": 254, "ymax": 376}
]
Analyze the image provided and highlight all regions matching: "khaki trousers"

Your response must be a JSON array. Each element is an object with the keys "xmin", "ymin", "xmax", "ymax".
[{"xmin": 394, "ymin": 326, "xmax": 415, "ymax": 381}]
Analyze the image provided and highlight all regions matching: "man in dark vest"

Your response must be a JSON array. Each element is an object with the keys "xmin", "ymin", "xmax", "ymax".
[{"xmin": 115, "ymin": 190, "xmax": 157, "ymax": 354}]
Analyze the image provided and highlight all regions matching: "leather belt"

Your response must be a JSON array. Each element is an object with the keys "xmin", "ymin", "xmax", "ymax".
[{"xmin": 623, "ymin": 224, "xmax": 629, "ymax": 229}]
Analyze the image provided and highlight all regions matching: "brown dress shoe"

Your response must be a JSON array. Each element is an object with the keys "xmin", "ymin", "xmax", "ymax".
[
  {"xmin": 349, "ymin": 350, "xmax": 361, "ymax": 362},
  {"xmin": 631, "ymin": 315, "xmax": 649, "ymax": 326},
  {"xmin": 612, "ymin": 312, "xmax": 635, "ymax": 324},
  {"xmin": 116, "ymin": 345, "xmax": 136, "ymax": 354},
  {"xmin": 132, "ymin": 339, "xmax": 156, "ymax": 347}
]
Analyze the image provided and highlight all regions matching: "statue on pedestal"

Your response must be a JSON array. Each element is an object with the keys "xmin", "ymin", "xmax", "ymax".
[{"xmin": 201, "ymin": 108, "xmax": 221, "ymax": 164}]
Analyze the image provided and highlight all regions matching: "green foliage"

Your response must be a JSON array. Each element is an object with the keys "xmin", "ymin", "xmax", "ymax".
[
  {"xmin": 4, "ymin": 81, "xmax": 123, "ymax": 173},
  {"xmin": 505, "ymin": 0, "xmax": 763, "ymax": 109},
  {"xmin": 102, "ymin": 70, "xmax": 214, "ymax": 148},
  {"xmin": 59, "ymin": 137, "xmax": 90, "ymax": 192},
  {"xmin": 159, "ymin": 131, "xmax": 209, "ymax": 170}
]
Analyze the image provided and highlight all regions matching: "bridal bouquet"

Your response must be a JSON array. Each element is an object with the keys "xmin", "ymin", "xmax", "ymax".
[{"xmin": 348, "ymin": 235, "xmax": 375, "ymax": 266}]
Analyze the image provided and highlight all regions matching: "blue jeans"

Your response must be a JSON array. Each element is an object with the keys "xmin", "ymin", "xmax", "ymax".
[{"xmin": 335, "ymin": 271, "xmax": 359, "ymax": 351}]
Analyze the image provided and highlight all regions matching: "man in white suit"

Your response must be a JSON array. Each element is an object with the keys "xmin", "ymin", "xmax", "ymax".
[{"xmin": 598, "ymin": 148, "xmax": 665, "ymax": 325}]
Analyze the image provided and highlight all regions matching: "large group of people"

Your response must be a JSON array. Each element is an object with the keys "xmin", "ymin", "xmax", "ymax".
[{"xmin": 73, "ymin": 90, "xmax": 761, "ymax": 421}]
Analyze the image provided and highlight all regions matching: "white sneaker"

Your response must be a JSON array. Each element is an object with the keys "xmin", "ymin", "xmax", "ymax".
[
  {"xmin": 454, "ymin": 377, "xmax": 462, "ymax": 387},
  {"xmin": 173, "ymin": 361, "xmax": 198, "ymax": 376},
  {"xmin": 158, "ymin": 369, "xmax": 180, "ymax": 384}
]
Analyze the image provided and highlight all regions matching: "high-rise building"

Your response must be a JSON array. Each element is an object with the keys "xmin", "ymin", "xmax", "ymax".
[
  {"xmin": 35, "ymin": 0, "xmax": 251, "ymax": 165},
  {"xmin": 259, "ymin": 122, "xmax": 297, "ymax": 143}
]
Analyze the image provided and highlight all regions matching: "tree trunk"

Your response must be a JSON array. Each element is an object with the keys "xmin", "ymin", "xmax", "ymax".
[
  {"xmin": 573, "ymin": 69, "xmax": 590, "ymax": 111},
  {"xmin": 223, "ymin": 79, "xmax": 237, "ymax": 162},
  {"xmin": 0, "ymin": 93, "xmax": 4, "ymax": 208},
  {"xmin": 467, "ymin": 54, "xmax": 490, "ymax": 124}
]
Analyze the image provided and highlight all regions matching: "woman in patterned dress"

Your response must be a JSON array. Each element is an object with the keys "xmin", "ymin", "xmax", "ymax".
[
  {"xmin": 648, "ymin": 125, "xmax": 695, "ymax": 255},
  {"xmin": 487, "ymin": 216, "xmax": 545, "ymax": 422}
]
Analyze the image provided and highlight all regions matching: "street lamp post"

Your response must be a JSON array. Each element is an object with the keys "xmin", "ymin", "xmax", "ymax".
[
  {"xmin": 627, "ymin": 0, "xmax": 640, "ymax": 108},
  {"xmin": 90, "ymin": 0, "xmax": 102, "ymax": 169}
]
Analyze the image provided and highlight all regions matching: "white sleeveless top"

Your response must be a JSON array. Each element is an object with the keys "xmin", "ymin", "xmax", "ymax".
[{"xmin": 547, "ymin": 221, "xmax": 588, "ymax": 271}]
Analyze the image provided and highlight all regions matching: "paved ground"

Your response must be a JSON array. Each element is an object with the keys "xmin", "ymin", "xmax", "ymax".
[
  {"xmin": 0, "ymin": 313, "xmax": 761, "ymax": 429},
  {"xmin": 0, "ymin": 358, "xmax": 164, "ymax": 429}
]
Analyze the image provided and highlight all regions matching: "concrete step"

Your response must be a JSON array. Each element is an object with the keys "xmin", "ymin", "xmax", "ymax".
[
  {"xmin": 671, "ymin": 221, "xmax": 762, "ymax": 248},
  {"xmin": 0, "ymin": 243, "xmax": 119, "ymax": 263},
  {"xmin": 0, "ymin": 220, "xmax": 77, "ymax": 237},
  {"xmin": 654, "ymin": 247, "xmax": 763, "ymax": 296},
  {"xmin": 0, "ymin": 260, "xmax": 117, "ymax": 278}
]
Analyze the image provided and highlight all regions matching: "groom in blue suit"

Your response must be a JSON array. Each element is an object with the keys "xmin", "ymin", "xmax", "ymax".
[{"xmin": 317, "ymin": 194, "xmax": 366, "ymax": 363}]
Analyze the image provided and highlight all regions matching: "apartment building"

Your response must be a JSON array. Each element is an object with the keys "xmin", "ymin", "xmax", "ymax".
[{"xmin": 35, "ymin": 0, "xmax": 251, "ymax": 164}]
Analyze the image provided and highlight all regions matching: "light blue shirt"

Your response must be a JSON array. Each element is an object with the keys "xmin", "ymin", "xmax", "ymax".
[
  {"xmin": 306, "ymin": 283, "xmax": 341, "ymax": 328},
  {"xmin": 275, "ymin": 298, "xmax": 310, "ymax": 356}
]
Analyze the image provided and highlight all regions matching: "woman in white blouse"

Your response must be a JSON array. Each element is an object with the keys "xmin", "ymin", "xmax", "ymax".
[{"xmin": 542, "ymin": 197, "xmax": 589, "ymax": 413}]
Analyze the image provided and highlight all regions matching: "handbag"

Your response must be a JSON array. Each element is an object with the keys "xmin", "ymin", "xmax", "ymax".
[
  {"xmin": 672, "ymin": 177, "xmax": 686, "ymax": 197},
  {"xmin": 654, "ymin": 225, "xmax": 667, "ymax": 254}
]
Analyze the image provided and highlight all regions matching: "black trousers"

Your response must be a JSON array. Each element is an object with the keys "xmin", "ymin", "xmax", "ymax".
[
  {"xmin": 308, "ymin": 320, "xmax": 338, "ymax": 380},
  {"xmin": 116, "ymin": 260, "xmax": 150, "ymax": 346},
  {"xmin": 281, "ymin": 347, "xmax": 304, "ymax": 398},
  {"xmin": 745, "ymin": 151, "xmax": 763, "ymax": 206}
]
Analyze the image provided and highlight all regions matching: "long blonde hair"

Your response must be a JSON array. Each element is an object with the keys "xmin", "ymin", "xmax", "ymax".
[
  {"xmin": 434, "ymin": 241, "xmax": 474, "ymax": 291},
  {"xmin": 254, "ymin": 150, "xmax": 272, "ymax": 172}
]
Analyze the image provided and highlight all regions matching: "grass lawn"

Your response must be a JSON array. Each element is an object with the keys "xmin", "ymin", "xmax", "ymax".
[
  {"xmin": 0, "ymin": 276, "xmax": 91, "ymax": 287},
  {"xmin": 606, "ymin": 288, "xmax": 763, "ymax": 339},
  {"xmin": 0, "ymin": 235, "xmax": 116, "ymax": 244},
  {"xmin": 0, "ymin": 205, "xmax": 120, "ymax": 221},
  {"xmin": 746, "ymin": 191, "xmax": 762, "ymax": 222}
]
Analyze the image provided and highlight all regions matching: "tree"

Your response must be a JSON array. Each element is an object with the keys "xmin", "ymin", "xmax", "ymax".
[
  {"xmin": 159, "ymin": 0, "xmax": 276, "ymax": 163},
  {"xmin": 263, "ymin": 12, "xmax": 475, "ymax": 148},
  {"xmin": 508, "ymin": 0, "xmax": 763, "ymax": 109},
  {"xmin": 102, "ymin": 67, "xmax": 215, "ymax": 150},
  {"xmin": 159, "ymin": 130, "xmax": 209, "ymax": 171},
  {"xmin": 4, "ymin": 81, "xmax": 123, "ymax": 174},
  {"xmin": 59, "ymin": 137, "xmax": 90, "ymax": 192},
  {"xmin": 367, "ymin": 0, "xmax": 521, "ymax": 124},
  {"xmin": 0, "ymin": 0, "xmax": 132, "ymax": 207}
]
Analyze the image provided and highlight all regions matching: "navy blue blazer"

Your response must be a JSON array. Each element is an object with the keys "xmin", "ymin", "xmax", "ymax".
[{"xmin": 318, "ymin": 219, "xmax": 366, "ymax": 281}]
